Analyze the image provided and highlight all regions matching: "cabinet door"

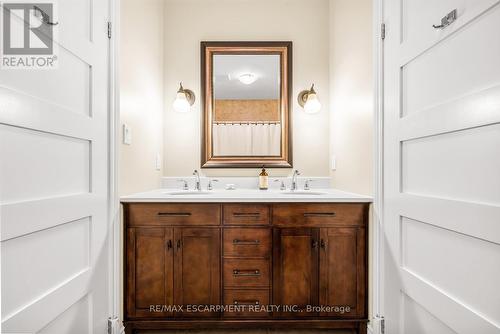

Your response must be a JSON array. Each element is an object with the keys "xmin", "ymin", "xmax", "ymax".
[
  {"xmin": 319, "ymin": 227, "xmax": 366, "ymax": 318},
  {"xmin": 126, "ymin": 227, "xmax": 174, "ymax": 318},
  {"xmin": 273, "ymin": 228, "xmax": 319, "ymax": 317},
  {"xmin": 174, "ymin": 227, "xmax": 220, "ymax": 317}
]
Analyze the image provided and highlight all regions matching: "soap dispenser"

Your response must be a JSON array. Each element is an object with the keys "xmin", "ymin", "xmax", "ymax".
[{"xmin": 259, "ymin": 166, "xmax": 269, "ymax": 190}]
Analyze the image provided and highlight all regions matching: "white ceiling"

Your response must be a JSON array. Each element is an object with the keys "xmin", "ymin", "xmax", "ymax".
[{"xmin": 213, "ymin": 54, "xmax": 280, "ymax": 100}]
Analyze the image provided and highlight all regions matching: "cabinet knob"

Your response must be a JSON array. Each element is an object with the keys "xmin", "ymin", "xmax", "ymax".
[
  {"xmin": 311, "ymin": 239, "xmax": 318, "ymax": 248},
  {"xmin": 166, "ymin": 240, "xmax": 173, "ymax": 250},
  {"xmin": 320, "ymin": 239, "xmax": 326, "ymax": 249}
]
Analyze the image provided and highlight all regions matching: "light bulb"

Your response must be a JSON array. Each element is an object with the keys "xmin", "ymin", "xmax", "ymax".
[
  {"xmin": 303, "ymin": 93, "xmax": 321, "ymax": 114},
  {"xmin": 173, "ymin": 92, "xmax": 191, "ymax": 113},
  {"xmin": 238, "ymin": 73, "xmax": 257, "ymax": 85}
]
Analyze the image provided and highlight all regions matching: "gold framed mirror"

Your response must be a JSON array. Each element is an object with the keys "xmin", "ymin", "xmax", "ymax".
[{"xmin": 201, "ymin": 41, "xmax": 292, "ymax": 168}]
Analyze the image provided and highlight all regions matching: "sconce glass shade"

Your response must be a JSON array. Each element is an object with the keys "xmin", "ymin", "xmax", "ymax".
[
  {"xmin": 173, "ymin": 92, "xmax": 191, "ymax": 113},
  {"xmin": 173, "ymin": 82, "xmax": 195, "ymax": 113},
  {"xmin": 298, "ymin": 84, "xmax": 321, "ymax": 114},
  {"xmin": 304, "ymin": 92, "xmax": 321, "ymax": 114}
]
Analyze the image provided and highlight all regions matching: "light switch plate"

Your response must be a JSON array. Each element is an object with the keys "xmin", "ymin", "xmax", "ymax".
[
  {"xmin": 155, "ymin": 153, "xmax": 161, "ymax": 171},
  {"xmin": 123, "ymin": 124, "xmax": 131, "ymax": 145},
  {"xmin": 331, "ymin": 155, "xmax": 337, "ymax": 170}
]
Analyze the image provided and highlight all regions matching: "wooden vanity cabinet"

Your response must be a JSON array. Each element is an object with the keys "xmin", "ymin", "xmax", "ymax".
[
  {"xmin": 319, "ymin": 227, "xmax": 366, "ymax": 318},
  {"xmin": 126, "ymin": 226, "xmax": 220, "ymax": 319},
  {"xmin": 123, "ymin": 202, "xmax": 369, "ymax": 334},
  {"xmin": 273, "ymin": 228, "xmax": 319, "ymax": 317},
  {"xmin": 173, "ymin": 227, "xmax": 220, "ymax": 317},
  {"xmin": 126, "ymin": 227, "xmax": 174, "ymax": 318},
  {"xmin": 124, "ymin": 203, "xmax": 221, "ymax": 321},
  {"xmin": 273, "ymin": 226, "xmax": 366, "ymax": 319}
]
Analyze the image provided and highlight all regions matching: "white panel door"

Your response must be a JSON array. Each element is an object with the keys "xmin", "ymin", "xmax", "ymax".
[
  {"xmin": 0, "ymin": 0, "xmax": 110, "ymax": 333},
  {"xmin": 383, "ymin": 0, "xmax": 500, "ymax": 333}
]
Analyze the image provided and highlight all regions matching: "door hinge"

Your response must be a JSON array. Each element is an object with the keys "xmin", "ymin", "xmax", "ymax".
[
  {"xmin": 373, "ymin": 314, "xmax": 385, "ymax": 334},
  {"xmin": 381, "ymin": 23, "xmax": 386, "ymax": 40},
  {"xmin": 107, "ymin": 316, "xmax": 123, "ymax": 334},
  {"xmin": 107, "ymin": 21, "xmax": 112, "ymax": 39}
]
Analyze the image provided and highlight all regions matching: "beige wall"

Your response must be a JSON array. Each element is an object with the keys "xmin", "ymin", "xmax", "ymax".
[
  {"xmin": 329, "ymin": 0, "xmax": 373, "ymax": 196},
  {"xmin": 120, "ymin": 0, "xmax": 374, "ymax": 194},
  {"xmin": 163, "ymin": 0, "xmax": 331, "ymax": 177},
  {"xmin": 119, "ymin": 0, "xmax": 165, "ymax": 195}
]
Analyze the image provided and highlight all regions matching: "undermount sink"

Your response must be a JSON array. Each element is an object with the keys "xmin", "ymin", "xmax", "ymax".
[
  {"xmin": 281, "ymin": 191, "xmax": 327, "ymax": 195},
  {"xmin": 165, "ymin": 191, "xmax": 213, "ymax": 195}
]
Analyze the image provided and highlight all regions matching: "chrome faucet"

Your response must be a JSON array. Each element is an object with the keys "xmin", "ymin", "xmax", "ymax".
[
  {"xmin": 207, "ymin": 179, "xmax": 219, "ymax": 190},
  {"xmin": 291, "ymin": 170, "xmax": 300, "ymax": 191},
  {"xmin": 193, "ymin": 170, "xmax": 201, "ymax": 191},
  {"xmin": 177, "ymin": 179, "xmax": 189, "ymax": 190},
  {"xmin": 274, "ymin": 179, "xmax": 286, "ymax": 190},
  {"xmin": 304, "ymin": 179, "xmax": 314, "ymax": 190}
]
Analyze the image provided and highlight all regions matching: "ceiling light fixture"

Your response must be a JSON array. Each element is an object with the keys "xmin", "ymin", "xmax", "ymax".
[{"xmin": 238, "ymin": 73, "xmax": 258, "ymax": 85}]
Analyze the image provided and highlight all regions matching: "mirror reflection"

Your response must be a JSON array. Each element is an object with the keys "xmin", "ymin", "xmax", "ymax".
[{"xmin": 212, "ymin": 54, "xmax": 281, "ymax": 156}]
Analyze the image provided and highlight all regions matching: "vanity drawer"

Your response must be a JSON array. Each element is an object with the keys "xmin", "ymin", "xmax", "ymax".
[
  {"xmin": 223, "ymin": 204, "xmax": 270, "ymax": 225},
  {"xmin": 223, "ymin": 259, "xmax": 270, "ymax": 287},
  {"xmin": 125, "ymin": 203, "xmax": 221, "ymax": 226},
  {"xmin": 223, "ymin": 289, "xmax": 270, "ymax": 318},
  {"xmin": 223, "ymin": 228, "xmax": 271, "ymax": 257},
  {"xmin": 272, "ymin": 203, "xmax": 367, "ymax": 227}
]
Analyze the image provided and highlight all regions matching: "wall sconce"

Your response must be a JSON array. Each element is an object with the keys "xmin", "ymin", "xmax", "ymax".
[
  {"xmin": 298, "ymin": 84, "xmax": 321, "ymax": 114},
  {"xmin": 173, "ymin": 82, "xmax": 195, "ymax": 113}
]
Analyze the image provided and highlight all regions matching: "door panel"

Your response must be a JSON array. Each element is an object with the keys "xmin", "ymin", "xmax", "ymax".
[
  {"xmin": 174, "ymin": 227, "xmax": 220, "ymax": 317},
  {"xmin": 402, "ymin": 217, "xmax": 500, "ymax": 323},
  {"xmin": 0, "ymin": 0, "xmax": 110, "ymax": 331},
  {"xmin": 384, "ymin": 0, "xmax": 500, "ymax": 333},
  {"xmin": 319, "ymin": 227, "xmax": 366, "ymax": 318},
  {"xmin": 402, "ymin": 3, "xmax": 500, "ymax": 117},
  {"xmin": 126, "ymin": 228, "xmax": 174, "ymax": 318},
  {"xmin": 2, "ymin": 218, "xmax": 90, "ymax": 317},
  {"xmin": 273, "ymin": 228, "xmax": 319, "ymax": 317},
  {"xmin": 0, "ymin": 125, "xmax": 90, "ymax": 203},
  {"xmin": 401, "ymin": 124, "xmax": 500, "ymax": 204}
]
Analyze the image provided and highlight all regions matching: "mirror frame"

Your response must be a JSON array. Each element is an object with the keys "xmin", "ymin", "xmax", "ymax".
[{"xmin": 201, "ymin": 41, "xmax": 293, "ymax": 168}]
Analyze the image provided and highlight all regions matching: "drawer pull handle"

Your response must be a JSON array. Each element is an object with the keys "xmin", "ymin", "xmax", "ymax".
[
  {"xmin": 233, "ymin": 269, "xmax": 260, "ymax": 276},
  {"xmin": 303, "ymin": 212, "xmax": 336, "ymax": 217},
  {"xmin": 158, "ymin": 212, "xmax": 192, "ymax": 217},
  {"xmin": 320, "ymin": 239, "xmax": 326, "ymax": 249},
  {"xmin": 233, "ymin": 300, "xmax": 260, "ymax": 305},
  {"xmin": 233, "ymin": 212, "xmax": 261, "ymax": 217},
  {"xmin": 233, "ymin": 239, "xmax": 260, "ymax": 245}
]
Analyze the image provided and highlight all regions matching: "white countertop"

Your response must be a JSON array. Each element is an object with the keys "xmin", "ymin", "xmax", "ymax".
[{"xmin": 120, "ymin": 188, "xmax": 373, "ymax": 203}]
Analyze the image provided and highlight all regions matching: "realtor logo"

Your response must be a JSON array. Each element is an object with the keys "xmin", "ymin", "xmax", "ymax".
[{"xmin": 1, "ymin": 1, "xmax": 58, "ymax": 69}]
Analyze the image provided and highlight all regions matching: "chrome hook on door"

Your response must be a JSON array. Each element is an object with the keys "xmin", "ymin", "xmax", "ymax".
[
  {"xmin": 432, "ymin": 9, "xmax": 457, "ymax": 29},
  {"xmin": 33, "ymin": 5, "xmax": 59, "ymax": 25}
]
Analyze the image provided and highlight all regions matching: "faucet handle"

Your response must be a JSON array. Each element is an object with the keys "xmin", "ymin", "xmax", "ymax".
[
  {"xmin": 304, "ymin": 179, "xmax": 314, "ymax": 190},
  {"xmin": 177, "ymin": 179, "xmax": 189, "ymax": 190},
  {"xmin": 274, "ymin": 179, "xmax": 286, "ymax": 190},
  {"xmin": 207, "ymin": 179, "xmax": 219, "ymax": 190}
]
